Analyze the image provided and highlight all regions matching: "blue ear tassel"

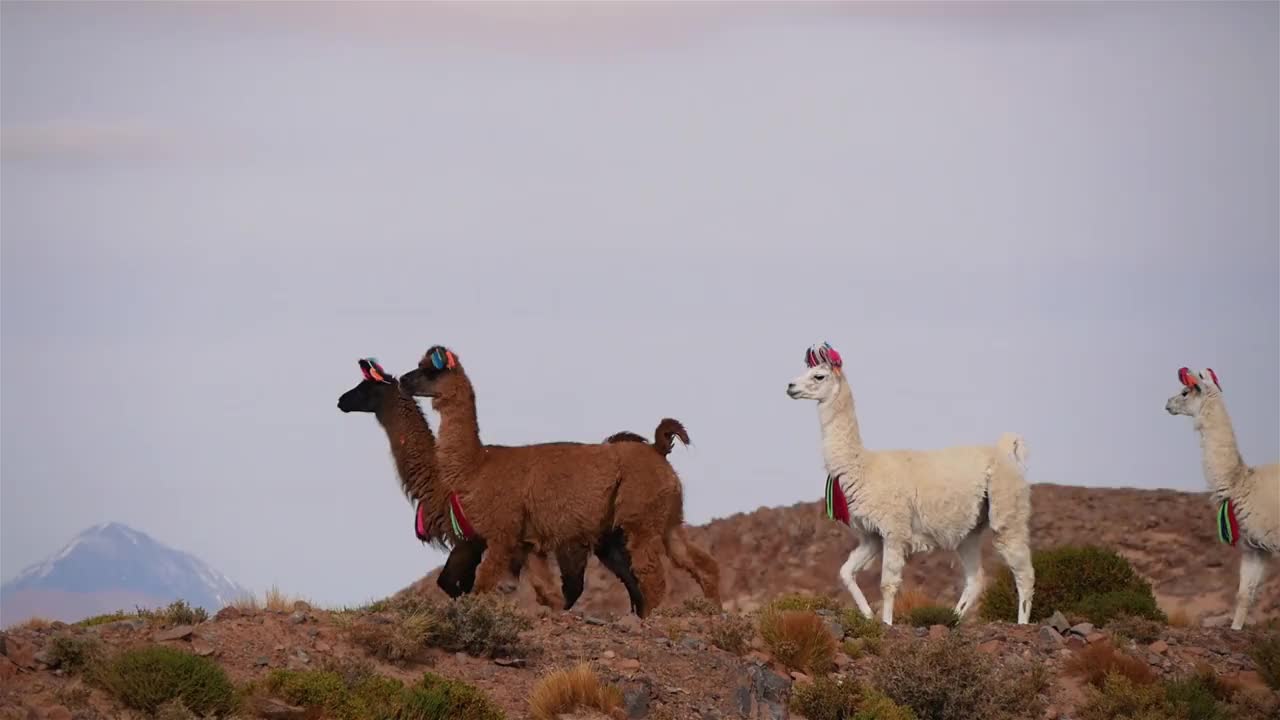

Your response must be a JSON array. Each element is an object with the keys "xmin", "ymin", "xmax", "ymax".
[{"xmin": 431, "ymin": 348, "xmax": 446, "ymax": 370}]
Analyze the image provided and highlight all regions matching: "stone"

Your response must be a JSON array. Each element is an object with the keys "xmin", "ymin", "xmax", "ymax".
[
  {"xmin": 254, "ymin": 656, "xmax": 270, "ymax": 667},
  {"xmin": 618, "ymin": 658, "xmax": 642, "ymax": 672},
  {"xmin": 1202, "ymin": 614, "xmax": 1231, "ymax": 628},
  {"xmin": 493, "ymin": 657, "xmax": 527, "ymax": 668},
  {"xmin": 292, "ymin": 601, "xmax": 312, "ymax": 613},
  {"xmin": 681, "ymin": 637, "xmax": 705, "ymax": 651},
  {"xmin": 1069, "ymin": 622, "xmax": 1095, "ymax": 637},
  {"xmin": 1047, "ymin": 611, "xmax": 1071, "ymax": 635},
  {"xmin": 790, "ymin": 671, "xmax": 811, "ymax": 684},
  {"xmin": 0, "ymin": 657, "xmax": 18, "ymax": 682},
  {"xmin": 288, "ymin": 612, "xmax": 308, "ymax": 625},
  {"xmin": 833, "ymin": 652, "xmax": 853, "ymax": 668},
  {"xmin": 1149, "ymin": 640, "xmax": 1169, "ymax": 655},
  {"xmin": 584, "ymin": 615, "xmax": 608, "ymax": 626},
  {"xmin": 33, "ymin": 649, "xmax": 55, "ymax": 667},
  {"xmin": 215, "ymin": 606, "xmax": 242, "ymax": 621},
  {"xmin": 1039, "ymin": 626, "xmax": 1065, "ymax": 648},
  {"xmin": 602, "ymin": 650, "xmax": 617, "ymax": 659},
  {"xmin": 1086, "ymin": 632, "xmax": 1108, "ymax": 644},
  {"xmin": 314, "ymin": 641, "xmax": 332, "ymax": 653},
  {"xmin": 745, "ymin": 651, "xmax": 772, "ymax": 665},
  {"xmin": 2, "ymin": 637, "xmax": 36, "ymax": 669},
  {"xmin": 615, "ymin": 615, "xmax": 643, "ymax": 633},
  {"xmin": 978, "ymin": 639, "xmax": 1002, "ymax": 654},
  {"xmin": 155, "ymin": 625, "xmax": 194, "ymax": 642},
  {"xmin": 254, "ymin": 697, "xmax": 310, "ymax": 720},
  {"xmin": 191, "ymin": 639, "xmax": 215, "ymax": 657},
  {"xmin": 928, "ymin": 625, "xmax": 950, "ymax": 640}
]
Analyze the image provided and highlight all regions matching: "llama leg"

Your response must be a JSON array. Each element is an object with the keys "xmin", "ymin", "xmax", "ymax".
[
  {"xmin": 555, "ymin": 544, "xmax": 590, "ymax": 610},
  {"xmin": 472, "ymin": 544, "xmax": 516, "ymax": 595},
  {"xmin": 664, "ymin": 526, "xmax": 722, "ymax": 605},
  {"xmin": 594, "ymin": 529, "xmax": 644, "ymax": 615},
  {"xmin": 1232, "ymin": 547, "xmax": 1268, "ymax": 630},
  {"xmin": 525, "ymin": 552, "xmax": 564, "ymax": 609},
  {"xmin": 994, "ymin": 533, "xmax": 1035, "ymax": 624},
  {"xmin": 879, "ymin": 537, "xmax": 907, "ymax": 625},
  {"xmin": 626, "ymin": 532, "xmax": 668, "ymax": 618},
  {"xmin": 954, "ymin": 531, "xmax": 986, "ymax": 618},
  {"xmin": 840, "ymin": 534, "xmax": 881, "ymax": 618}
]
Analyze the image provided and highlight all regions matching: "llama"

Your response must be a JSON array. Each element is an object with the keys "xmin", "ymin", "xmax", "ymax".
[
  {"xmin": 337, "ymin": 358, "xmax": 640, "ymax": 610},
  {"xmin": 1165, "ymin": 367, "xmax": 1279, "ymax": 630},
  {"xmin": 398, "ymin": 345, "xmax": 721, "ymax": 617},
  {"xmin": 786, "ymin": 342, "xmax": 1035, "ymax": 625}
]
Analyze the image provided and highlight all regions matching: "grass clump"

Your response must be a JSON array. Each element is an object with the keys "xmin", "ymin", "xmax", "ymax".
[
  {"xmin": 791, "ymin": 676, "xmax": 918, "ymax": 720},
  {"xmin": 1078, "ymin": 665, "xmax": 1276, "ymax": 720},
  {"xmin": 1108, "ymin": 615, "xmax": 1165, "ymax": 645},
  {"xmin": 528, "ymin": 663, "xmax": 623, "ymax": 720},
  {"xmin": 758, "ymin": 608, "xmax": 836, "ymax": 675},
  {"xmin": 980, "ymin": 545, "xmax": 1164, "ymax": 625},
  {"xmin": 97, "ymin": 645, "xmax": 237, "ymax": 717},
  {"xmin": 349, "ymin": 594, "xmax": 532, "ymax": 663},
  {"xmin": 872, "ymin": 635, "xmax": 1045, "ymax": 720},
  {"xmin": 767, "ymin": 593, "xmax": 844, "ymax": 613},
  {"xmin": 401, "ymin": 672, "xmax": 505, "ymax": 720},
  {"xmin": 349, "ymin": 613, "xmax": 434, "ymax": 665},
  {"xmin": 1079, "ymin": 673, "xmax": 1172, "ymax": 720},
  {"xmin": 659, "ymin": 596, "xmax": 722, "ymax": 617},
  {"xmin": 139, "ymin": 599, "xmax": 209, "ymax": 626},
  {"xmin": 1246, "ymin": 619, "xmax": 1280, "ymax": 691},
  {"xmin": 45, "ymin": 634, "xmax": 102, "ymax": 673},
  {"xmin": 838, "ymin": 609, "xmax": 885, "ymax": 640},
  {"xmin": 709, "ymin": 614, "xmax": 753, "ymax": 655},
  {"xmin": 77, "ymin": 611, "xmax": 135, "ymax": 627},
  {"xmin": 263, "ymin": 669, "xmax": 403, "ymax": 720},
  {"xmin": 1064, "ymin": 641, "xmax": 1157, "ymax": 689},
  {"xmin": 902, "ymin": 605, "xmax": 960, "ymax": 629}
]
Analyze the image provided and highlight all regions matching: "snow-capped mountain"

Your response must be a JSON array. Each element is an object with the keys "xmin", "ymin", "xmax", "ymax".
[{"xmin": 1, "ymin": 522, "xmax": 252, "ymax": 627}]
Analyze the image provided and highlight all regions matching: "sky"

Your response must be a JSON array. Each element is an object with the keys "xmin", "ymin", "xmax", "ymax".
[{"xmin": 2, "ymin": 1, "xmax": 1277, "ymax": 608}]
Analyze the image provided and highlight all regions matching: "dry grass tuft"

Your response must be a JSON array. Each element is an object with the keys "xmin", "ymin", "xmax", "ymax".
[
  {"xmin": 709, "ymin": 614, "xmax": 753, "ymax": 656},
  {"xmin": 1064, "ymin": 640, "xmax": 1157, "ymax": 689},
  {"xmin": 758, "ymin": 608, "xmax": 836, "ymax": 675},
  {"xmin": 528, "ymin": 663, "xmax": 623, "ymax": 720},
  {"xmin": 1165, "ymin": 607, "xmax": 1193, "ymax": 628},
  {"xmin": 892, "ymin": 588, "xmax": 935, "ymax": 620},
  {"xmin": 231, "ymin": 585, "xmax": 310, "ymax": 613},
  {"xmin": 12, "ymin": 616, "xmax": 53, "ymax": 631}
]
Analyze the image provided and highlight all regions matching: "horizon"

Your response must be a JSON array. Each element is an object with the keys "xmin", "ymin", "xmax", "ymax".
[{"xmin": 2, "ymin": 2, "xmax": 1277, "ymax": 608}]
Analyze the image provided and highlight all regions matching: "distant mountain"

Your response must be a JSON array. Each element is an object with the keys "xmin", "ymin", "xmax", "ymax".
[{"xmin": 1, "ymin": 522, "xmax": 252, "ymax": 627}]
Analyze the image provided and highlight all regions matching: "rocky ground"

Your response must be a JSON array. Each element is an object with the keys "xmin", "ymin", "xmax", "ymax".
[{"xmin": 2, "ymin": 482, "xmax": 1278, "ymax": 719}]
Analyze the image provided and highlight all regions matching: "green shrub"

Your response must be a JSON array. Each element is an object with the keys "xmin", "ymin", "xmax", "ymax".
[
  {"xmin": 1072, "ymin": 590, "xmax": 1167, "ymax": 626},
  {"xmin": 264, "ymin": 669, "xmax": 403, "ymax": 720},
  {"xmin": 45, "ymin": 635, "xmax": 102, "ymax": 673},
  {"xmin": 838, "ymin": 610, "xmax": 885, "ymax": 640},
  {"xmin": 872, "ymin": 636, "xmax": 1045, "ymax": 720},
  {"xmin": 903, "ymin": 605, "xmax": 960, "ymax": 629},
  {"xmin": 1246, "ymin": 620, "xmax": 1280, "ymax": 691},
  {"xmin": 790, "ymin": 676, "xmax": 917, "ymax": 720},
  {"xmin": 1164, "ymin": 672, "xmax": 1231, "ymax": 720},
  {"xmin": 1079, "ymin": 673, "xmax": 1173, "ymax": 720},
  {"xmin": 980, "ymin": 546, "xmax": 1163, "ymax": 624},
  {"xmin": 767, "ymin": 593, "xmax": 844, "ymax": 614},
  {"xmin": 136, "ymin": 600, "xmax": 208, "ymax": 626},
  {"xmin": 1108, "ymin": 615, "xmax": 1165, "ymax": 645},
  {"xmin": 77, "ymin": 611, "xmax": 135, "ymax": 627},
  {"xmin": 429, "ymin": 594, "xmax": 531, "ymax": 658},
  {"xmin": 97, "ymin": 645, "xmax": 237, "ymax": 717},
  {"xmin": 400, "ymin": 672, "xmax": 505, "ymax": 720}
]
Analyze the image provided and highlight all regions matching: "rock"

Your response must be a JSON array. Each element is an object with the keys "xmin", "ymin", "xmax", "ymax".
[
  {"xmin": 314, "ymin": 641, "xmax": 332, "ymax": 653},
  {"xmin": 254, "ymin": 656, "xmax": 270, "ymax": 667},
  {"xmin": 978, "ymin": 639, "xmax": 1002, "ymax": 654},
  {"xmin": 155, "ymin": 625, "xmax": 194, "ymax": 642},
  {"xmin": 681, "ymin": 637, "xmax": 705, "ymax": 651},
  {"xmin": 1069, "ymin": 622, "xmax": 1095, "ymax": 637},
  {"xmin": 618, "ymin": 658, "xmax": 642, "ymax": 672},
  {"xmin": 33, "ymin": 649, "xmax": 56, "ymax": 667},
  {"xmin": 292, "ymin": 601, "xmax": 312, "ymax": 613},
  {"xmin": 0, "ymin": 657, "xmax": 18, "ymax": 682},
  {"xmin": 1086, "ymin": 632, "xmax": 1108, "ymax": 644},
  {"xmin": 790, "ymin": 671, "xmax": 811, "ymax": 684},
  {"xmin": 215, "ymin": 606, "xmax": 242, "ymax": 621},
  {"xmin": 288, "ymin": 611, "xmax": 308, "ymax": 625},
  {"xmin": 191, "ymin": 639, "xmax": 215, "ymax": 657},
  {"xmin": 745, "ymin": 651, "xmax": 772, "ymax": 665},
  {"xmin": 1039, "ymin": 626, "xmax": 1065, "ymax": 648},
  {"xmin": 615, "ymin": 615, "xmax": 642, "ymax": 633},
  {"xmin": 1202, "ymin": 614, "xmax": 1232, "ymax": 628},
  {"xmin": 493, "ymin": 657, "xmax": 527, "ymax": 668},
  {"xmin": 1047, "ymin": 611, "xmax": 1071, "ymax": 635},
  {"xmin": 602, "ymin": 650, "xmax": 617, "ymax": 659},
  {"xmin": 584, "ymin": 615, "xmax": 608, "ymax": 626},
  {"xmin": 833, "ymin": 652, "xmax": 853, "ymax": 668},
  {"xmin": 2, "ymin": 637, "xmax": 36, "ymax": 669},
  {"xmin": 622, "ymin": 679, "xmax": 652, "ymax": 719},
  {"xmin": 1149, "ymin": 640, "xmax": 1169, "ymax": 655},
  {"xmin": 254, "ymin": 697, "xmax": 310, "ymax": 720},
  {"xmin": 928, "ymin": 625, "xmax": 950, "ymax": 640}
]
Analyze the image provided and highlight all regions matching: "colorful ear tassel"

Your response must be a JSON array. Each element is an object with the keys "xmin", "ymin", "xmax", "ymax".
[
  {"xmin": 1205, "ymin": 368, "xmax": 1221, "ymax": 390},
  {"xmin": 428, "ymin": 346, "xmax": 458, "ymax": 371},
  {"xmin": 805, "ymin": 342, "xmax": 843, "ymax": 370},
  {"xmin": 359, "ymin": 357, "xmax": 391, "ymax": 383}
]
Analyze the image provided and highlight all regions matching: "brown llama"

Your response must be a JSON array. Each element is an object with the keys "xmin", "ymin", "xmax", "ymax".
[
  {"xmin": 398, "ymin": 346, "xmax": 720, "ymax": 617},
  {"xmin": 337, "ymin": 358, "xmax": 641, "ymax": 609}
]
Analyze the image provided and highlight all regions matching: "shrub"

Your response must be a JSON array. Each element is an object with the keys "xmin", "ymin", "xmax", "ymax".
[
  {"xmin": 349, "ymin": 612, "xmax": 434, "ymax": 665},
  {"xmin": 838, "ymin": 610, "xmax": 885, "ymax": 640},
  {"xmin": 1064, "ymin": 641, "xmax": 1157, "ymax": 689},
  {"xmin": 872, "ymin": 636, "xmax": 1045, "ymax": 720},
  {"xmin": 401, "ymin": 672, "xmax": 505, "ymax": 720},
  {"xmin": 891, "ymin": 589, "xmax": 934, "ymax": 620},
  {"xmin": 1072, "ymin": 590, "xmax": 1167, "ymax": 626},
  {"xmin": 659, "ymin": 597, "xmax": 722, "ymax": 617},
  {"xmin": 980, "ymin": 545, "xmax": 1163, "ymax": 624},
  {"xmin": 77, "ymin": 611, "xmax": 135, "ymax": 627},
  {"xmin": 528, "ymin": 663, "xmax": 623, "ymax": 720},
  {"xmin": 1078, "ymin": 673, "xmax": 1173, "ymax": 720},
  {"xmin": 1166, "ymin": 607, "xmax": 1193, "ymax": 628},
  {"xmin": 790, "ymin": 676, "xmax": 917, "ymax": 720},
  {"xmin": 1108, "ymin": 615, "xmax": 1165, "ymax": 645},
  {"xmin": 141, "ymin": 600, "xmax": 208, "ymax": 626},
  {"xmin": 1246, "ymin": 620, "xmax": 1280, "ymax": 691},
  {"xmin": 1164, "ymin": 671, "xmax": 1231, "ymax": 720},
  {"xmin": 263, "ymin": 669, "xmax": 403, "ymax": 720},
  {"xmin": 709, "ymin": 614, "xmax": 753, "ymax": 655},
  {"xmin": 767, "ymin": 593, "xmax": 844, "ymax": 613},
  {"xmin": 902, "ymin": 605, "xmax": 960, "ymax": 629},
  {"xmin": 45, "ymin": 635, "xmax": 102, "ymax": 673},
  {"xmin": 97, "ymin": 645, "xmax": 237, "ymax": 717},
  {"xmin": 429, "ymin": 594, "xmax": 531, "ymax": 658},
  {"xmin": 758, "ymin": 608, "xmax": 836, "ymax": 675}
]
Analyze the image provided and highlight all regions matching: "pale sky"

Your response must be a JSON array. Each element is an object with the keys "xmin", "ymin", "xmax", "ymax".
[{"xmin": 2, "ymin": 1, "xmax": 1277, "ymax": 608}]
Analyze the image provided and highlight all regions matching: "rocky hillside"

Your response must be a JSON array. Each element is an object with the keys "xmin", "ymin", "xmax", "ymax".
[{"xmin": 411, "ymin": 483, "xmax": 1280, "ymax": 624}]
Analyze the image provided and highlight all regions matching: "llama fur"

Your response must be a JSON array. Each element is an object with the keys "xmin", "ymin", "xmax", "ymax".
[
  {"xmin": 1166, "ymin": 367, "xmax": 1279, "ymax": 630},
  {"xmin": 337, "ymin": 359, "xmax": 639, "ymax": 610},
  {"xmin": 787, "ymin": 342, "xmax": 1035, "ymax": 625},
  {"xmin": 398, "ymin": 346, "xmax": 720, "ymax": 617}
]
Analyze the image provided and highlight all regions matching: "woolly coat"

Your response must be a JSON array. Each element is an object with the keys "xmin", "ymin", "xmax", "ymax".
[{"xmin": 1193, "ymin": 395, "xmax": 1279, "ymax": 553}]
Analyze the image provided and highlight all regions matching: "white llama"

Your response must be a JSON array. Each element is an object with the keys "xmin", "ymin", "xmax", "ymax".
[
  {"xmin": 1165, "ymin": 367, "xmax": 1279, "ymax": 630},
  {"xmin": 786, "ymin": 342, "xmax": 1035, "ymax": 625}
]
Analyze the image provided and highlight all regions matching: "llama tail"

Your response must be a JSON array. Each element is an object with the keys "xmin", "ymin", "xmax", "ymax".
[
  {"xmin": 653, "ymin": 418, "xmax": 690, "ymax": 456},
  {"xmin": 997, "ymin": 432, "xmax": 1028, "ymax": 471}
]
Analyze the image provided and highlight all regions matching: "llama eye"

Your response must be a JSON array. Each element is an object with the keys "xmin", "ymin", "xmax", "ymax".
[{"xmin": 814, "ymin": 374, "xmax": 826, "ymax": 381}]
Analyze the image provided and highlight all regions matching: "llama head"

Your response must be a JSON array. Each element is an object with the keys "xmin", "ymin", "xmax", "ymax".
[
  {"xmin": 1165, "ymin": 366, "xmax": 1223, "ymax": 417},
  {"xmin": 337, "ymin": 358, "xmax": 397, "ymax": 413},
  {"xmin": 786, "ymin": 341, "xmax": 846, "ymax": 403},
  {"xmin": 399, "ymin": 345, "xmax": 473, "ymax": 410}
]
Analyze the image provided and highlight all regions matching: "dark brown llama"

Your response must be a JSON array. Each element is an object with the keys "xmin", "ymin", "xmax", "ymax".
[
  {"xmin": 337, "ymin": 358, "xmax": 640, "ymax": 609},
  {"xmin": 398, "ymin": 346, "xmax": 720, "ymax": 616}
]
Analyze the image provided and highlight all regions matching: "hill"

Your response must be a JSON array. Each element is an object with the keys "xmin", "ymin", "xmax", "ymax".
[{"xmin": 0, "ymin": 522, "xmax": 252, "ymax": 628}]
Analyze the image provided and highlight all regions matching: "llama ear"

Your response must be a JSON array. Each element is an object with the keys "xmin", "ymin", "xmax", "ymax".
[
  {"xmin": 360, "ymin": 357, "xmax": 392, "ymax": 383},
  {"xmin": 823, "ymin": 343, "xmax": 843, "ymax": 369},
  {"xmin": 1201, "ymin": 368, "xmax": 1221, "ymax": 391},
  {"xmin": 358, "ymin": 359, "xmax": 374, "ymax": 381},
  {"xmin": 1178, "ymin": 367, "xmax": 1198, "ymax": 388},
  {"xmin": 427, "ymin": 346, "xmax": 459, "ymax": 371}
]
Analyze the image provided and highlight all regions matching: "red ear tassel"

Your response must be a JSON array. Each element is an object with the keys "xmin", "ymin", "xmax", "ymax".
[
  {"xmin": 1178, "ymin": 367, "xmax": 1196, "ymax": 387},
  {"xmin": 1205, "ymin": 368, "xmax": 1220, "ymax": 390}
]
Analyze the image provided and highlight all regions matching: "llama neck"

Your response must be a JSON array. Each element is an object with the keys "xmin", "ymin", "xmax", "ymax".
[
  {"xmin": 1194, "ymin": 396, "xmax": 1248, "ymax": 498},
  {"xmin": 435, "ymin": 379, "xmax": 485, "ymax": 477},
  {"xmin": 818, "ymin": 379, "xmax": 865, "ymax": 475},
  {"xmin": 374, "ymin": 392, "xmax": 455, "ymax": 545}
]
